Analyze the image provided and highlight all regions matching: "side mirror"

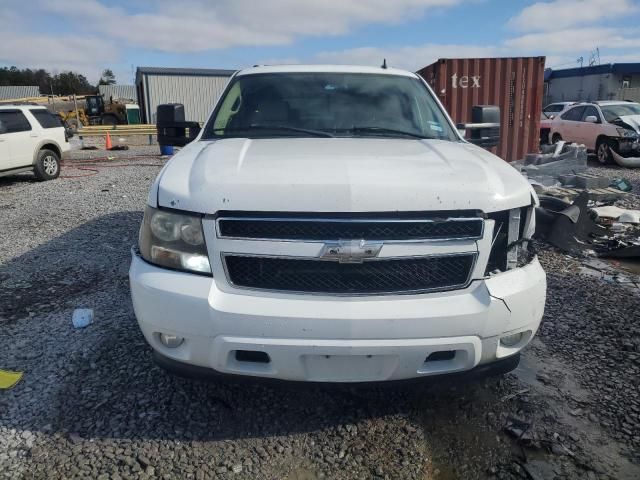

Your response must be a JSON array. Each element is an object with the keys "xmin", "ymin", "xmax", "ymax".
[
  {"xmin": 585, "ymin": 115, "xmax": 598, "ymax": 123},
  {"xmin": 461, "ymin": 105, "xmax": 501, "ymax": 148}
]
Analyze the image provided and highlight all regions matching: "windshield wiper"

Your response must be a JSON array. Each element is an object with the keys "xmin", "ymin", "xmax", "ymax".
[
  {"xmin": 348, "ymin": 126, "xmax": 429, "ymax": 139},
  {"xmin": 212, "ymin": 125, "xmax": 333, "ymax": 138}
]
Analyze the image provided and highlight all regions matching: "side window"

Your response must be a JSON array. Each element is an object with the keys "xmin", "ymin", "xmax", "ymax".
[
  {"xmin": 561, "ymin": 106, "xmax": 584, "ymax": 121},
  {"xmin": 546, "ymin": 104, "xmax": 562, "ymax": 113},
  {"xmin": 213, "ymin": 82, "xmax": 242, "ymax": 133},
  {"xmin": 30, "ymin": 109, "xmax": 63, "ymax": 128},
  {"xmin": 0, "ymin": 111, "xmax": 32, "ymax": 133},
  {"xmin": 581, "ymin": 106, "xmax": 600, "ymax": 122}
]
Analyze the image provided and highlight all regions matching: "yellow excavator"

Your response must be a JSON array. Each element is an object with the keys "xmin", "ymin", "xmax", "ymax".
[{"xmin": 57, "ymin": 95, "xmax": 141, "ymax": 131}]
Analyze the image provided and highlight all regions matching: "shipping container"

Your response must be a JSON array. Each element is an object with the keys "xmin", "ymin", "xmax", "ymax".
[
  {"xmin": 417, "ymin": 57, "xmax": 546, "ymax": 161},
  {"xmin": 136, "ymin": 67, "xmax": 236, "ymax": 124}
]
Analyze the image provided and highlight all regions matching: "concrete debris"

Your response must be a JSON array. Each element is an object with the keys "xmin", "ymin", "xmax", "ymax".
[
  {"xmin": 515, "ymin": 145, "xmax": 628, "ymax": 208},
  {"xmin": 516, "ymin": 143, "xmax": 588, "ymax": 182},
  {"xmin": 592, "ymin": 206, "xmax": 640, "ymax": 224},
  {"xmin": 542, "ymin": 186, "xmax": 626, "ymax": 202}
]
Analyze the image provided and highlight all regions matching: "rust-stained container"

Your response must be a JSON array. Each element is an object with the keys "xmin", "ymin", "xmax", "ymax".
[{"xmin": 417, "ymin": 57, "xmax": 546, "ymax": 161}]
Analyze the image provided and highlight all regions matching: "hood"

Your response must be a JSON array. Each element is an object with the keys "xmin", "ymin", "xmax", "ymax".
[
  {"xmin": 616, "ymin": 115, "xmax": 640, "ymax": 133},
  {"xmin": 156, "ymin": 138, "xmax": 533, "ymax": 214}
]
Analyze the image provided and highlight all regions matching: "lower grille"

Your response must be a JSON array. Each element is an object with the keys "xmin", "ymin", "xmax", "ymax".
[{"xmin": 224, "ymin": 253, "xmax": 476, "ymax": 295}]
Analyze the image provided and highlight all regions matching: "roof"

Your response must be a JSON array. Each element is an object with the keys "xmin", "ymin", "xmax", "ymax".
[
  {"xmin": 561, "ymin": 100, "xmax": 637, "ymax": 108},
  {"xmin": 594, "ymin": 100, "xmax": 636, "ymax": 105},
  {"xmin": 236, "ymin": 64, "xmax": 417, "ymax": 77},
  {"xmin": 136, "ymin": 66, "xmax": 237, "ymax": 78},
  {"xmin": 547, "ymin": 63, "xmax": 640, "ymax": 79}
]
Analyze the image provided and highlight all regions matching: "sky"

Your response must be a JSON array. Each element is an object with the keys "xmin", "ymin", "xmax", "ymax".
[{"xmin": 1, "ymin": 0, "xmax": 639, "ymax": 84}]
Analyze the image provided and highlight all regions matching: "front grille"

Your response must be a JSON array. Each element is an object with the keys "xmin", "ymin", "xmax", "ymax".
[
  {"xmin": 224, "ymin": 253, "xmax": 476, "ymax": 295},
  {"xmin": 217, "ymin": 217, "xmax": 483, "ymax": 241}
]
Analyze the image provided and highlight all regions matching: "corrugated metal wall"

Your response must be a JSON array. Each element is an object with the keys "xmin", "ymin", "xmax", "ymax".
[
  {"xmin": 617, "ymin": 87, "xmax": 640, "ymax": 102},
  {"xmin": 98, "ymin": 84, "xmax": 138, "ymax": 102},
  {"xmin": 0, "ymin": 85, "xmax": 40, "ymax": 100},
  {"xmin": 417, "ymin": 57, "xmax": 546, "ymax": 161},
  {"xmin": 545, "ymin": 74, "xmax": 619, "ymax": 103},
  {"xmin": 138, "ymin": 74, "xmax": 232, "ymax": 124}
]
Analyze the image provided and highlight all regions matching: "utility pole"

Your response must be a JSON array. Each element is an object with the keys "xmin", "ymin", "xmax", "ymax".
[
  {"xmin": 50, "ymin": 81, "xmax": 55, "ymax": 110},
  {"xmin": 73, "ymin": 94, "xmax": 80, "ymax": 129}
]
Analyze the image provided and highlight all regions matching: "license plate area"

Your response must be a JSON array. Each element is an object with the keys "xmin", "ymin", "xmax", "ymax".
[{"xmin": 301, "ymin": 354, "xmax": 398, "ymax": 382}]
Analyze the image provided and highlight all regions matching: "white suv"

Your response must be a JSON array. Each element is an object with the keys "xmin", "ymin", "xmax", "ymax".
[
  {"xmin": 129, "ymin": 65, "xmax": 546, "ymax": 383},
  {"xmin": 0, "ymin": 105, "xmax": 70, "ymax": 180},
  {"xmin": 548, "ymin": 101, "xmax": 640, "ymax": 167},
  {"xmin": 541, "ymin": 101, "xmax": 573, "ymax": 120}
]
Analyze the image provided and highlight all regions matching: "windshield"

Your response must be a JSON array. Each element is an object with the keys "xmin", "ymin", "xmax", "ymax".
[
  {"xmin": 601, "ymin": 103, "xmax": 640, "ymax": 122},
  {"xmin": 203, "ymin": 72, "xmax": 458, "ymax": 141}
]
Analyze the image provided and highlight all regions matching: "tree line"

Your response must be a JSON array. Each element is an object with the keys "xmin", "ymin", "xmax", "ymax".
[{"xmin": 0, "ymin": 67, "xmax": 117, "ymax": 96}]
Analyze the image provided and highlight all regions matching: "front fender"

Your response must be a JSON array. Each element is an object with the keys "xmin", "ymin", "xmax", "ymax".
[{"xmin": 31, "ymin": 139, "xmax": 63, "ymax": 164}]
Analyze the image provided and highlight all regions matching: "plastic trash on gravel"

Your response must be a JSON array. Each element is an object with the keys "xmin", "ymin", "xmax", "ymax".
[
  {"xmin": 0, "ymin": 369, "xmax": 23, "ymax": 389},
  {"xmin": 72, "ymin": 308, "xmax": 94, "ymax": 328}
]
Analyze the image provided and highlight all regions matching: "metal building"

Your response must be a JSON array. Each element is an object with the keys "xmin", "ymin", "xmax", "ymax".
[
  {"xmin": 98, "ymin": 84, "xmax": 138, "ymax": 103},
  {"xmin": 0, "ymin": 85, "xmax": 40, "ymax": 101},
  {"xmin": 417, "ymin": 57, "xmax": 546, "ymax": 161},
  {"xmin": 135, "ymin": 67, "xmax": 236, "ymax": 124},
  {"xmin": 544, "ymin": 63, "xmax": 640, "ymax": 104}
]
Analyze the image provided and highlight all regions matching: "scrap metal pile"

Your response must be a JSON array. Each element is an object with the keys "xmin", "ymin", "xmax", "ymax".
[{"xmin": 513, "ymin": 142, "xmax": 640, "ymax": 258}]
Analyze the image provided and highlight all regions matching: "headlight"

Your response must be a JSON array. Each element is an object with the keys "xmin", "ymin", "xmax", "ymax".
[
  {"xmin": 485, "ymin": 205, "xmax": 534, "ymax": 275},
  {"xmin": 139, "ymin": 206, "xmax": 211, "ymax": 275},
  {"xmin": 616, "ymin": 127, "xmax": 639, "ymax": 139}
]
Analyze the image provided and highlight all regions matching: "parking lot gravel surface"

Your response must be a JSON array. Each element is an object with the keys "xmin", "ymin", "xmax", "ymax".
[{"xmin": 1, "ymin": 148, "xmax": 639, "ymax": 479}]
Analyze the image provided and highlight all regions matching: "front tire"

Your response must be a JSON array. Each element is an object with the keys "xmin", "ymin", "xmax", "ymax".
[
  {"xmin": 34, "ymin": 149, "xmax": 60, "ymax": 181},
  {"xmin": 551, "ymin": 133, "xmax": 562, "ymax": 144},
  {"xmin": 596, "ymin": 138, "xmax": 613, "ymax": 165}
]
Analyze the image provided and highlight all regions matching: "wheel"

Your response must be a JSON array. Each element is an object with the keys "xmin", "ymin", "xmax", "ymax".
[
  {"xmin": 34, "ymin": 149, "xmax": 60, "ymax": 181},
  {"xmin": 67, "ymin": 118, "xmax": 83, "ymax": 132},
  {"xmin": 596, "ymin": 138, "xmax": 613, "ymax": 165},
  {"xmin": 551, "ymin": 133, "xmax": 562, "ymax": 144},
  {"xmin": 101, "ymin": 115, "xmax": 118, "ymax": 126}
]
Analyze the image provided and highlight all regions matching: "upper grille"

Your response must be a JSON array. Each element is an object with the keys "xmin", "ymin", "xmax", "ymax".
[
  {"xmin": 224, "ymin": 253, "xmax": 476, "ymax": 295},
  {"xmin": 218, "ymin": 217, "xmax": 483, "ymax": 241}
]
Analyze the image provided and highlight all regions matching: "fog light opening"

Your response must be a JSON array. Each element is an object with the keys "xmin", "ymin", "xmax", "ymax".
[
  {"xmin": 500, "ymin": 332, "xmax": 525, "ymax": 347},
  {"xmin": 235, "ymin": 350, "xmax": 271, "ymax": 364},
  {"xmin": 425, "ymin": 350, "xmax": 456, "ymax": 362},
  {"xmin": 159, "ymin": 333, "xmax": 184, "ymax": 348}
]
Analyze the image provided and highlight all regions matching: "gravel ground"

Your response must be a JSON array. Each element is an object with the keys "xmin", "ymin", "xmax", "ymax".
[{"xmin": 0, "ymin": 148, "xmax": 639, "ymax": 479}]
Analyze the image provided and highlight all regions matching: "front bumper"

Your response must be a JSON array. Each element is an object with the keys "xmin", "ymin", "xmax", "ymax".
[
  {"xmin": 130, "ymin": 252, "xmax": 546, "ymax": 382},
  {"xmin": 612, "ymin": 150, "xmax": 640, "ymax": 168}
]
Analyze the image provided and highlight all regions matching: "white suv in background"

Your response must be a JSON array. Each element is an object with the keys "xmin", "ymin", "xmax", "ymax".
[
  {"xmin": 0, "ymin": 105, "xmax": 70, "ymax": 180},
  {"xmin": 548, "ymin": 101, "xmax": 640, "ymax": 167},
  {"xmin": 541, "ymin": 102, "xmax": 573, "ymax": 120}
]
